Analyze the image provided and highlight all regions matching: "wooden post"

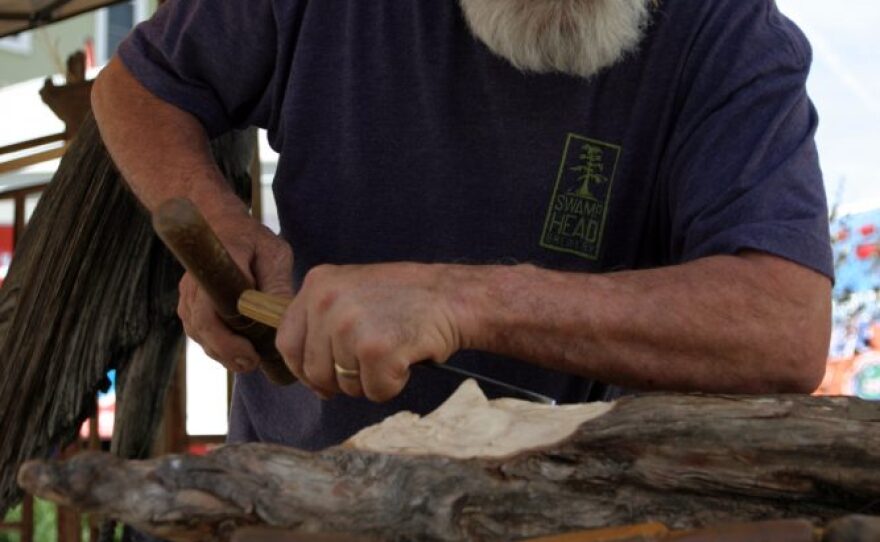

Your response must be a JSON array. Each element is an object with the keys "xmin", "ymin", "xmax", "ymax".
[
  {"xmin": 88, "ymin": 397, "xmax": 100, "ymax": 452},
  {"xmin": 249, "ymin": 131, "xmax": 262, "ymax": 224},
  {"xmin": 0, "ymin": 493, "xmax": 35, "ymax": 542},
  {"xmin": 55, "ymin": 443, "xmax": 82, "ymax": 542},
  {"xmin": 56, "ymin": 505, "xmax": 81, "ymax": 542},
  {"xmin": 13, "ymin": 193, "xmax": 26, "ymax": 248},
  {"xmin": 156, "ymin": 348, "xmax": 188, "ymax": 455},
  {"xmin": 21, "ymin": 494, "xmax": 33, "ymax": 542}
]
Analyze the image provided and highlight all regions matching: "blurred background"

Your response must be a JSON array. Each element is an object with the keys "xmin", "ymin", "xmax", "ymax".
[{"xmin": 0, "ymin": 1, "xmax": 878, "ymax": 539}]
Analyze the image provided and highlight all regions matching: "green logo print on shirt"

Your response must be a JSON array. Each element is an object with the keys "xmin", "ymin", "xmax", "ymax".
[{"xmin": 540, "ymin": 133, "xmax": 621, "ymax": 260}]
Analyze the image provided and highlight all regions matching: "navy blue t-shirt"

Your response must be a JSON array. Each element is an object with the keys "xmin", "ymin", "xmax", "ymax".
[{"xmin": 118, "ymin": 0, "xmax": 833, "ymax": 450}]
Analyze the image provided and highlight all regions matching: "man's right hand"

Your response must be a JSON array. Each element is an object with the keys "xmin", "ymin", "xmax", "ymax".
[{"xmin": 177, "ymin": 205, "xmax": 294, "ymax": 373}]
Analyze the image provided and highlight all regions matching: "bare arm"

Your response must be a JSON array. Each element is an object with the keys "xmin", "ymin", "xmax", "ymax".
[
  {"xmin": 280, "ymin": 252, "xmax": 830, "ymax": 401},
  {"xmin": 92, "ymin": 58, "xmax": 294, "ymax": 373},
  {"xmin": 459, "ymin": 252, "xmax": 831, "ymax": 394},
  {"xmin": 91, "ymin": 57, "xmax": 246, "ymax": 219}
]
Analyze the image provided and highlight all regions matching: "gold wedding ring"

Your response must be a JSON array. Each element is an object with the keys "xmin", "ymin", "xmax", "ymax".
[{"xmin": 334, "ymin": 363, "xmax": 360, "ymax": 378}]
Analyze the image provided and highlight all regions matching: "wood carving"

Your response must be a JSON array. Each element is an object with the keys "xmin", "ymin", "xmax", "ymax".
[
  {"xmin": 0, "ymin": 114, "xmax": 257, "ymax": 517},
  {"xmin": 18, "ymin": 381, "xmax": 880, "ymax": 542}
]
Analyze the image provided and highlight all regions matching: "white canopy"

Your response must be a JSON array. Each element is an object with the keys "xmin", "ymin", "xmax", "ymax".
[{"xmin": 0, "ymin": 0, "xmax": 125, "ymax": 38}]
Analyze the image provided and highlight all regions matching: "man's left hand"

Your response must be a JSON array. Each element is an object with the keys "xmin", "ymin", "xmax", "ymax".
[{"xmin": 275, "ymin": 263, "xmax": 472, "ymax": 402}]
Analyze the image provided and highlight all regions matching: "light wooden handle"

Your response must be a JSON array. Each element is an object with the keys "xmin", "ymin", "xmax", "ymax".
[{"xmin": 238, "ymin": 290, "xmax": 291, "ymax": 329}]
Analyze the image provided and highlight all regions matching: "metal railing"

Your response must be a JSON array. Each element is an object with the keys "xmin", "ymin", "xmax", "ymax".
[{"xmin": 0, "ymin": 132, "xmax": 66, "ymax": 176}]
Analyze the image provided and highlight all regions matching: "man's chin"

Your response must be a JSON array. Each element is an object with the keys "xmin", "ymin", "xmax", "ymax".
[{"xmin": 459, "ymin": 0, "xmax": 652, "ymax": 78}]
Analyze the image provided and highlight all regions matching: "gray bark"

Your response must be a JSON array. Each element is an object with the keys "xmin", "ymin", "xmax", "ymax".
[{"xmin": 18, "ymin": 393, "xmax": 880, "ymax": 542}]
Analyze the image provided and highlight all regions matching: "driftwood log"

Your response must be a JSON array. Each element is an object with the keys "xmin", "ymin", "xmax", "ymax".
[
  {"xmin": 18, "ymin": 381, "xmax": 880, "ymax": 542},
  {"xmin": 0, "ymin": 114, "xmax": 256, "ymax": 517}
]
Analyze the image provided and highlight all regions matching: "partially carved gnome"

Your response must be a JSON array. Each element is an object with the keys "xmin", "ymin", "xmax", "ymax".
[{"xmin": 460, "ymin": 0, "xmax": 653, "ymax": 77}]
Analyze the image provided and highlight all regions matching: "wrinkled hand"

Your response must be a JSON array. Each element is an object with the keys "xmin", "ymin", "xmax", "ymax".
[
  {"xmin": 178, "ymin": 203, "xmax": 294, "ymax": 373},
  {"xmin": 276, "ymin": 263, "xmax": 469, "ymax": 402}
]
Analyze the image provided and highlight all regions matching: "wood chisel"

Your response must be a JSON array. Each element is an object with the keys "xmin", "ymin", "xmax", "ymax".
[
  {"xmin": 153, "ymin": 197, "xmax": 556, "ymax": 404},
  {"xmin": 237, "ymin": 288, "xmax": 556, "ymax": 404}
]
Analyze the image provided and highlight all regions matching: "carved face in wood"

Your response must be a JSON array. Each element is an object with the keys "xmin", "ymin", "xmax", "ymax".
[{"xmin": 459, "ymin": 0, "xmax": 653, "ymax": 78}]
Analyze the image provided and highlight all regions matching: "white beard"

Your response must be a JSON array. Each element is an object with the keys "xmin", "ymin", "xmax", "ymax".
[{"xmin": 459, "ymin": 0, "xmax": 653, "ymax": 78}]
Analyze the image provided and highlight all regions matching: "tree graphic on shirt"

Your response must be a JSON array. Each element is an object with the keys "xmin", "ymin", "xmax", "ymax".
[{"xmin": 570, "ymin": 143, "xmax": 608, "ymax": 201}]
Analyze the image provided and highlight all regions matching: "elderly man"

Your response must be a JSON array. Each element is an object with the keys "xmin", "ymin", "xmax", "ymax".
[{"xmin": 93, "ymin": 0, "xmax": 833, "ymax": 450}]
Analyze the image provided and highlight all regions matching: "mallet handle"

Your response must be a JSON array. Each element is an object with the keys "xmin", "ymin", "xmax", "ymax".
[{"xmin": 152, "ymin": 197, "xmax": 295, "ymax": 386}]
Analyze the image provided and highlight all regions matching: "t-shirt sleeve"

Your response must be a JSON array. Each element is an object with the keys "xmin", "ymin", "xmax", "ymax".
[
  {"xmin": 116, "ymin": 0, "xmax": 279, "ymax": 138},
  {"xmin": 664, "ymin": 3, "xmax": 833, "ymax": 280}
]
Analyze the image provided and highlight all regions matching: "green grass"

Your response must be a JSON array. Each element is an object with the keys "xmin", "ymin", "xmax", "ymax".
[
  {"xmin": 1, "ymin": 501, "xmax": 25, "ymax": 542},
  {"xmin": 1, "ymin": 499, "xmax": 122, "ymax": 542},
  {"xmin": 1, "ymin": 499, "xmax": 56, "ymax": 542},
  {"xmin": 1, "ymin": 504, "xmax": 21, "ymax": 523}
]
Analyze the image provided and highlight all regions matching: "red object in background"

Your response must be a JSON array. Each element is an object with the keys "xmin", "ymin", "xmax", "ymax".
[
  {"xmin": 856, "ymin": 243, "xmax": 878, "ymax": 260},
  {"xmin": 84, "ymin": 37, "xmax": 96, "ymax": 69},
  {"xmin": 861, "ymin": 224, "xmax": 876, "ymax": 237},
  {"xmin": 187, "ymin": 442, "xmax": 224, "ymax": 456},
  {"xmin": 0, "ymin": 225, "xmax": 14, "ymax": 287},
  {"xmin": 837, "ymin": 229, "xmax": 850, "ymax": 242},
  {"xmin": 188, "ymin": 443, "xmax": 209, "ymax": 456},
  {"xmin": 79, "ymin": 398, "xmax": 115, "ymax": 440}
]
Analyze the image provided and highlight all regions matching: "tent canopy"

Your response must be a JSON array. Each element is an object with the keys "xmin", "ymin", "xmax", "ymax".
[{"xmin": 0, "ymin": 0, "xmax": 126, "ymax": 39}]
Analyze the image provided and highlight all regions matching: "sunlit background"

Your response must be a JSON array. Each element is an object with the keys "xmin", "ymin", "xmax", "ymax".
[
  {"xmin": 773, "ymin": 1, "xmax": 880, "ymax": 398},
  {"xmin": 777, "ymin": 0, "xmax": 880, "ymax": 212}
]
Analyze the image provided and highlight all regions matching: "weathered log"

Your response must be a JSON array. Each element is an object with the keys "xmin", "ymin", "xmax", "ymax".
[
  {"xmin": 18, "ymin": 381, "xmax": 880, "ymax": 542},
  {"xmin": 823, "ymin": 515, "xmax": 880, "ymax": 542},
  {"xmin": 0, "ymin": 113, "xmax": 257, "ymax": 516}
]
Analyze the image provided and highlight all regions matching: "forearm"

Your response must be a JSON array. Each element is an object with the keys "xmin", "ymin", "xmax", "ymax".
[
  {"xmin": 91, "ymin": 57, "xmax": 247, "ymax": 220},
  {"xmin": 455, "ymin": 253, "xmax": 831, "ymax": 394}
]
